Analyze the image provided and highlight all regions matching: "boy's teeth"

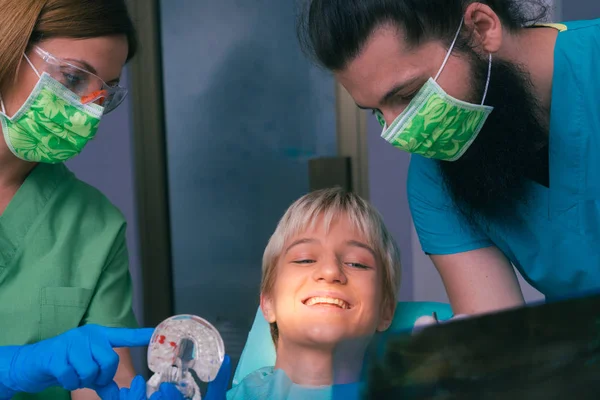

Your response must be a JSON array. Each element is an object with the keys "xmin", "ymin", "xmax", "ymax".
[{"xmin": 305, "ymin": 297, "xmax": 349, "ymax": 309}]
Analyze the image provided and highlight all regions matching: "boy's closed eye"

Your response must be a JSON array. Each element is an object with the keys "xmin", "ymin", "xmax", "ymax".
[
  {"xmin": 345, "ymin": 262, "xmax": 371, "ymax": 269},
  {"xmin": 291, "ymin": 258, "xmax": 372, "ymax": 270},
  {"xmin": 293, "ymin": 259, "xmax": 316, "ymax": 264}
]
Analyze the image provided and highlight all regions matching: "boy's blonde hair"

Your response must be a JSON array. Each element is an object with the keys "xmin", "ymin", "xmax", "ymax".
[{"xmin": 261, "ymin": 187, "xmax": 402, "ymax": 344}]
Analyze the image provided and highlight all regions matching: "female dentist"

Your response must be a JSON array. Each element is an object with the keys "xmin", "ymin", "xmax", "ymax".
[
  {"xmin": 0, "ymin": 0, "xmax": 228, "ymax": 399},
  {"xmin": 0, "ymin": 1, "xmax": 141, "ymax": 397},
  {"xmin": 0, "ymin": 1, "xmax": 232, "ymax": 398}
]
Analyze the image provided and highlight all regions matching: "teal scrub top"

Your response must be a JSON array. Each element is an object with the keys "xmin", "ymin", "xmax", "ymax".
[
  {"xmin": 227, "ymin": 367, "xmax": 363, "ymax": 400},
  {"xmin": 0, "ymin": 163, "xmax": 138, "ymax": 400},
  {"xmin": 407, "ymin": 19, "xmax": 600, "ymax": 301}
]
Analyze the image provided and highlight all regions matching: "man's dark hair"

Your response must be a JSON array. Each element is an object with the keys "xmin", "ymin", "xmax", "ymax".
[{"xmin": 297, "ymin": 0, "xmax": 549, "ymax": 71}]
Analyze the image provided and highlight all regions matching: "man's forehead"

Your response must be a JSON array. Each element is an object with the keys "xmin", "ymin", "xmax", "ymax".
[
  {"xmin": 344, "ymin": 26, "xmax": 408, "ymax": 77},
  {"xmin": 336, "ymin": 30, "xmax": 448, "ymax": 108}
]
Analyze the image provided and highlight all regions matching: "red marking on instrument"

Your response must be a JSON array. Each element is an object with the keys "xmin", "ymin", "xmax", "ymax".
[
  {"xmin": 170, "ymin": 342, "xmax": 176, "ymax": 347},
  {"xmin": 158, "ymin": 335, "xmax": 166, "ymax": 344}
]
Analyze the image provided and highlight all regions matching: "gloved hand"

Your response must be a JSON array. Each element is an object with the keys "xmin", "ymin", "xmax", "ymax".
[
  {"xmin": 412, "ymin": 313, "xmax": 469, "ymax": 334},
  {"xmin": 204, "ymin": 355, "xmax": 231, "ymax": 400},
  {"xmin": 96, "ymin": 376, "xmax": 184, "ymax": 400},
  {"xmin": 98, "ymin": 355, "xmax": 231, "ymax": 400},
  {"xmin": 0, "ymin": 324, "xmax": 154, "ymax": 398}
]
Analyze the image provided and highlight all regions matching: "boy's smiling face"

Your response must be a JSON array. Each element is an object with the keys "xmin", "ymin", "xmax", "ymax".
[{"xmin": 261, "ymin": 213, "xmax": 394, "ymax": 349}]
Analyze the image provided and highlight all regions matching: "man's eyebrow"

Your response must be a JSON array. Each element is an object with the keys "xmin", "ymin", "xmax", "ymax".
[
  {"xmin": 355, "ymin": 76, "xmax": 422, "ymax": 110},
  {"xmin": 379, "ymin": 76, "xmax": 421, "ymax": 104}
]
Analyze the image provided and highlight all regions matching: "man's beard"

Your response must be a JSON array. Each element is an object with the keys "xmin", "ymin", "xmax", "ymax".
[{"xmin": 438, "ymin": 53, "xmax": 549, "ymax": 227}]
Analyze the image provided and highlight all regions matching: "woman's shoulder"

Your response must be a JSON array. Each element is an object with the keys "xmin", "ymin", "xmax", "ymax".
[
  {"xmin": 18, "ymin": 163, "xmax": 129, "ymax": 245},
  {"xmin": 52, "ymin": 164, "xmax": 126, "ymax": 225}
]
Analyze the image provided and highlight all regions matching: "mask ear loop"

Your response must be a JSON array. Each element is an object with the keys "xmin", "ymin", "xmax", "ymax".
[
  {"xmin": 0, "ymin": 54, "xmax": 42, "ymax": 115},
  {"xmin": 434, "ymin": 18, "xmax": 464, "ymax": 81},
  {"xmin": 433, "ymin": 19, "xmax": 493, "ymax": 106},
  {"xmin": 481, "ymin": 53, "xmax": 492, "ymax": 105},
  {"xmin": 23, "ymin": 53, "xmax": 42, "ymax": 78}
]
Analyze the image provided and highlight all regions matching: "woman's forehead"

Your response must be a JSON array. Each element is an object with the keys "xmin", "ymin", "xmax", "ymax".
[{"xmin": 36, "ymin": 36, "xmax": 128, "ymax": 82}]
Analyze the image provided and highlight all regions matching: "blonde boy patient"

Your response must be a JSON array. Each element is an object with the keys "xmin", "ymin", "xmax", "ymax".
[{"xmin": 227, "ymin": 187, "xmax": 402, "ymax": 399}]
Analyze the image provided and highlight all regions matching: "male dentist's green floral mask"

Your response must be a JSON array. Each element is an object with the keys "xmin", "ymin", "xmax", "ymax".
[
  {"xmin": 0, "ymin": 54, "xmax": 103, "ymax": 163},
  {"xmin": 377, "ymin": 19, "xmax": 493, "ymax": 161}
]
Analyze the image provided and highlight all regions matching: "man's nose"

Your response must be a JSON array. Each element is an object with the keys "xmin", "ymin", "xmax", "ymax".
[{"xmin": 382, "ymin": 107, "xmax": 406, "ymax": 127}]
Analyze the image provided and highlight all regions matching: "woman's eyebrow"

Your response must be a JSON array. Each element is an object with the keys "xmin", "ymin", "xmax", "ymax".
[
  {"xmin": 64, "ymin": 58, "xmax": 97, "ymax": 75},
  {"xmin": 64, "ymin": 58, "xmax": 121, "ymax": 84},
  {"xmin": 106, "ymin": 77, "xmax": 121, "ymax": 85}
]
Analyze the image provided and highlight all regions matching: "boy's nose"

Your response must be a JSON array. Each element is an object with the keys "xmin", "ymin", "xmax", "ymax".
[{"xmin": 313, "ymin": 258, "xmax": 347, "ymax": 284}]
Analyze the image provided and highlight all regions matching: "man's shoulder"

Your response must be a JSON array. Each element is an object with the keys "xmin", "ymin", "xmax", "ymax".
[
  {"xmin": 560, "ymin": 18, "xmax": 600, "ymax": 32},
  {"xmin": 551, "ymin": 18, "xmax": 600, "ymax": 138},
  {"xmin": 555, "ymin": 19, "xmax": 600, "ymax": 57},
  {"xmin": 407, "ymin": 155, "xmax": 448, "ymax": 207},
  {"xmin": 408, "ymin": 155, "xmax": 438, "ymax": 188}
]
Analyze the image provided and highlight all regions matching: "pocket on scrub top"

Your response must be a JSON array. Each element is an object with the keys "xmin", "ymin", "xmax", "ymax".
[{"xmin": 40, "ymin": 287, "xmax": 93, "ymax": 340}]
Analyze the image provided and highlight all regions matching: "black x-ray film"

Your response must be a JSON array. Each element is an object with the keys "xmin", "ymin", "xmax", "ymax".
[{"xmin": 361, "ymin": 293, "xmax": 600, "ymax": 399}]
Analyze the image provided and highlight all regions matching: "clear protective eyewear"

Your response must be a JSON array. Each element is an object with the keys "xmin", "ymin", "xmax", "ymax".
[{"xmin": 29, "ymin": 46, "xmax": 128, "ymax": 114}]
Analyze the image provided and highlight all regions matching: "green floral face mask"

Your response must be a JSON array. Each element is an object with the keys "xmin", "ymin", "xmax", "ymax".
[
  {"xmin": 0, "ymin": 56, "xmax": 103, "ymax": 164},
  {"xmin": 377, "ymin": 20, "xmax": 493, "ymax": 162}
]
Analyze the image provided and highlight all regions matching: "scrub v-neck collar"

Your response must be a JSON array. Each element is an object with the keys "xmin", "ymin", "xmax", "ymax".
[{"xmin": 0, "ymin": 163, "xmax": 70, "ymax": 272}]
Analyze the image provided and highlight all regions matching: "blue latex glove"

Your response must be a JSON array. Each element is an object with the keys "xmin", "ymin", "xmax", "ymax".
[
  {"xmin": 149, "ymin": 383, "xmax": 186, "ymax": 400},
  {"xmin": 97, "ymin": 355, "xmax": 231, "ymax": 400},
  {"xmin": 96, "ymin": 376, "xmax": 184, "ymax": 400},
  {"xmin": 0, "ymin": 324, "xmax": 154, "ymax": 398},
  {"xmin": 204, "ymin": 355, "xmax": 231, "ymax": 400}
]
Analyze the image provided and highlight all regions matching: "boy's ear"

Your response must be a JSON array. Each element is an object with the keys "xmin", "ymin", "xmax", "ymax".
[
  {"xmin": 260, "ymin": 293, "xmax": 276, "ymax": 323},
  {"xmin": 377, "ymin": 300, "xmax": 396, "ymax": 332}
]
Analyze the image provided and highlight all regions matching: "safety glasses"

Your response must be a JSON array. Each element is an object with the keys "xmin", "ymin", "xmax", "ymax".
[{"xmin": 31, "ymin": 46, "xmax": 128, "ymax": 114}]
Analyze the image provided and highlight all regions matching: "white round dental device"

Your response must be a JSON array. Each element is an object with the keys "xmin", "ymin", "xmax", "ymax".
[{"xmin": 146, "ymin": 315, "xmax": 225, "ymax": 400}]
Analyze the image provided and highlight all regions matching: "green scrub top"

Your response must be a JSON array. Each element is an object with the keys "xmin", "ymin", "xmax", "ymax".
[{"xmin": 0, "ymin": 163, "xmax": 138, "ymax": 400}]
